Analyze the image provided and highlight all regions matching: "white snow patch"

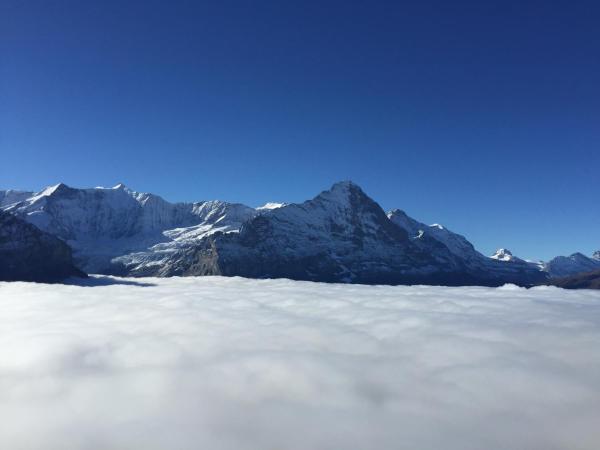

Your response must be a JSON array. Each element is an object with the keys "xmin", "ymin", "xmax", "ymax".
[
  {"xmin": 256, "ymin": 202, "xmax": 286, "ymax": 210},
  {"xmin": 1, "ymin": 277, "xmax": 599, "ymax": 450}
]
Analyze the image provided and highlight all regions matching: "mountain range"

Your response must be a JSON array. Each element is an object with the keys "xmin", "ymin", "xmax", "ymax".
[{"xmin": 1, "ymin": 181, "xmax": 598, "ymax": 285}]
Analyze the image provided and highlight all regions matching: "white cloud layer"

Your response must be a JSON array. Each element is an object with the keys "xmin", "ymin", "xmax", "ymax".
[{"xmin": 1, "ymin": 277, "xmax": 600, "ymax": 450}]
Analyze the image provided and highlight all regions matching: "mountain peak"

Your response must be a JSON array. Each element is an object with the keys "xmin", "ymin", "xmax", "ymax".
[
  {"xmin": 113, "ymin": 183, "xmax": 127, "ymax": 190},
  {"xmin": 256, "ymin": 202, "xmax": 286, "ymax": 210},
  {"xmin": 593, "ymin": 251, "xmax": 600, "ymax": 261},
  {"xmin": 314, "ymin": 181, "xmax": 369, "ymax": 205},
  {"xmin": 35, "ymin": 183, "xmax": 72, "ymax": 199},
  {"xmin": 329, "ymin": 180, "xmax": 362, "ymax": 193},
  {"xmin": 491, "ymin": 248, "xmax": 514, "ymax": 261},
  {"xmin": 387, "ymin": 208, "xmax": 408, "ymax": 218},
  {"xmin": 569, "ymin": 252, "xmax": 590, "ymax": 261}
]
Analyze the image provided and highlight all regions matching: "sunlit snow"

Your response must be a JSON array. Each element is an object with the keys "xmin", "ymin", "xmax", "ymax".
[{"xmin": 1, "ymin": 276, "xmax": 599, "ymax": 450}]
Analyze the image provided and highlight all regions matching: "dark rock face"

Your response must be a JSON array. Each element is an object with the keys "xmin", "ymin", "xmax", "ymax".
[
  {"xmin": 0, "ymin": 210, "xmax": 86, "ymax": 282},
  {"xmin": 158, "ymin": 182, "xmax": 545, "ymax": 286},
  {"xmin": 545, "ymin": 270, "xmax": 600, "ymax": 290}
]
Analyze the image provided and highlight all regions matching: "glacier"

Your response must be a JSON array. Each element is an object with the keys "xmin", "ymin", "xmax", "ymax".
[
  {"xmin": 1, "ymin": 276, "xmax": 599, "ymax": 450},
  {"xmin": 2, "ymin": 183, "xmax": 257, "ymax": 274}
]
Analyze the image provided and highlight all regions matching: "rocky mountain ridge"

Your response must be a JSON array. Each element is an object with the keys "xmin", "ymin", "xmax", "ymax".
[{"xmin": 1, "ymin": 181, "xmax": 595, "ymax": 286}]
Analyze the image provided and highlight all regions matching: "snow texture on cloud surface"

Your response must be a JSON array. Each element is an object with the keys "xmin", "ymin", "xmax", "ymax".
[{"xmin": 1, "ymin": 277, "xmax": 599, "ymax": 450}]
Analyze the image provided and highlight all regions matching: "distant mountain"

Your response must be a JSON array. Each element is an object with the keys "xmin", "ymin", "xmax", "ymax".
[
  {"xmin": 0, "ymin": 180, "xmax": 580, "ymax": 286},
  {"xmin": 491, "ymin": 248, "xmax": 522, "ymax": 262},
  {"xmin": 0, "ymin": 210, "xmax": 85, "ymax": 282},
  {"xmin": 545, "ymin": 269, "xmax": 600, "ymax": 290},
  {"xmin": 387, "ymin": 209, "xmax": 482, "ymax": 261},
  {"xmin": 544, "ymin": 252, "xmax": 600, "ymax": 278},
  {"xmin": 387, "ymin": 211, "xmax": 545, "ymax": 285},
  {"xmin": 256, "ymin": 202, "xmax": 287, "ymax": 210}
]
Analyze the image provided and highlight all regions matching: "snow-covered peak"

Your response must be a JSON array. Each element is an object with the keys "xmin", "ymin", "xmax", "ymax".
[
  {"xmin": 44, "ymin": 183, "xmax": 67, "ymax": 194},
  {"xmin": 256, "ymin": 202, "xmax": 286, "ymax": 210},
  {"xmin": 0, "ymin": 182, "xmax": 259, "ymax": 273},
  {"xmin": 235, "ymin": 181, "xmax": 406, "ymax": 258},
  {"xmin": 593, "ymin": 251, "xmax": 600, "ymax": 261},
  {"xmin": 330, "ymin": 180, "xmax": 359, "ymax": 191},
  {"xmin": 23, "ymin": 183, "xmax": 73, "ymax": 204},
  {"xmin": 318, "ymin": 181, "xmax": 364, "ymax": 201},
  {"xmin": 308, "ymin": 181, "xmax": 372, "ymax": 211},
  {"xmin": 37, "ymin": 182, "xmax": 71, "ymax": 197},
  {"xmin": 491, "ymin": 248, "xmax": 514, "ymax": 261}
]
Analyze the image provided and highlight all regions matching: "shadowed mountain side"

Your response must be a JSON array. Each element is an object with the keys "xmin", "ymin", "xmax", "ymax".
[
  {"xmin": 543, "ymin": 270, "xmax": 600, "ymax": 290},
  {"xmin": 0, "ymin": 210, "xmax": 86, "ymax": 282}
]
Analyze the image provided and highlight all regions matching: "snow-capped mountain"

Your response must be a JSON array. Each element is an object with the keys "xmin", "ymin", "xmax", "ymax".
[
  {"xmin": 0, "ymin": 210, "xmax": 85, "ymax": 282},
  {"xmin": 5, "ymin": 180, "xmax": 593, "ymax": 286},
  {"xmin": 256, "ymin": 202, "xmax": 287, "ymax": 210},
  {"xmin": 145, "ymin": 182, "xmax": 547, "ymax": 286},
  {"xmin": 154, "ymin": 181, "xmax": 455, "ymax": 282},
  {"xmin": 387, "ymin": 211, "xmax": 546, "ymax": 285},
  {"xmin": 3, "ymin": 183, "xmax": 256, "ymax": 273},
  {"xmin": 491, "ymin": 248, "xmax": 522, "ymax": 262},
  {"xmin": 387, "ymin": 209, "xmax": 483, "ymax": 261},
  {"xmin": 543, "ymin": 252, "xmax": 600, "ymax": 278}
]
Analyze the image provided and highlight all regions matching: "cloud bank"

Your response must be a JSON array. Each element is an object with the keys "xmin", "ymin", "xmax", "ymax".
[{"xmin": 1, "ymin": 277, "xmax": 599, "ymax": 450}]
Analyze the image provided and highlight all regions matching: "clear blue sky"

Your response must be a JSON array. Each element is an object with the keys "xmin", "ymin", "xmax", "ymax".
[{"xmin": 1, "ymin": 0, "xmax": 599, "ymax": 261}]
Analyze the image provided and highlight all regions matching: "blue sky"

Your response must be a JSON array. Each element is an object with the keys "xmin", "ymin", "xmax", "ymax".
[{"xmin": 1, "ymin": 0, "xmax": 599, "ymax": 260}]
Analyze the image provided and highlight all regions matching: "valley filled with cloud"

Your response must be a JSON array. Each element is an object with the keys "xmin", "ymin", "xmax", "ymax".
[{"xmin": 1, "ymin": 277, "xmax": 599, "ymax": 450}]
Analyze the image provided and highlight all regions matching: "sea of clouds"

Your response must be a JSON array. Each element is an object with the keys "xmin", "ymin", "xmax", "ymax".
[{"xmin": 1, "ymin": 276, "xmax": 599, "ymax": 450}]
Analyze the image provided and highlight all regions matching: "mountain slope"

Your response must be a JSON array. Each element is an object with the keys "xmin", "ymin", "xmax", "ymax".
[
  {"xmin": 0, "ymin": 180, "xmax": 556, "ymax": 286},
  {"xmin": 387, "ymin": 209, "xmax": 483, "ymax": 261},
  {"xmin": 0, "ymin": 210, "xmax": 85, "ymax": 282},
  {"xmin": 155, "ymin": 182, "xmax": 545, "ymax": 286},
  {"xmin": 4, "ymin": 183, "xmax": 256, "ymax": 273},
  {"xmin": 387, "ymin": 211, "xmax": 546, "ymax": 285},
  {"xmin": 544, "ymin": 253, "xmax": 600, "ymax": 278},
  {"xmin": 0, "ymin": 189, "xmax": 33, "ymax": 208},
  {"xmin": 157, "ymin": 182, "xmax": 457, "ymax": 282}
]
